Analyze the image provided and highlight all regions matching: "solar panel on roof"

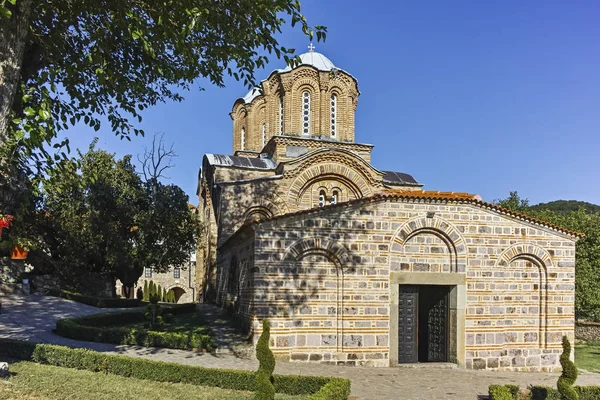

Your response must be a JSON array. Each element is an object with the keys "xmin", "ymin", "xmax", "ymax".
[{"xmin": 382, "ymin": 170, "xmax": 419, "ymax": 185}]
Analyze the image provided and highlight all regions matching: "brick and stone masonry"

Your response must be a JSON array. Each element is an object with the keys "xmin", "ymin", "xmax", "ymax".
[
  {"xmin": 198, "ymin": 48, "xmax": 580, "ymax": 371},
  {"xmin": 214, "ymin": 196, "xmax": 577, "ymax": 371}
]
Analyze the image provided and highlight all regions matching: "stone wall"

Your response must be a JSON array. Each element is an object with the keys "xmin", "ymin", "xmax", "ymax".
[
  {"xmin": 0, "ymin": 258, "xmax": 26, "ymax": 293},
  {"xmin": 216, "ymin": 226, "xmax": 255, "ymax": 333},
  {"xmin": 576, "ymin": 322, "xmax": 600, "ymax": 342},
  {"xmin": 30, "ymin": 274, "xmax": 60, "ymax": 294},
  {"xmin": 239, "ymin": 198, "xmax": 576, "ymax": 371}
]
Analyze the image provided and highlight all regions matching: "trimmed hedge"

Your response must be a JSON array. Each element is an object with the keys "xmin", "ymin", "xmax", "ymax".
[
  {"xmin": 54, "ymin": 304, "xmax": 214, "ymax": 351},
  {"xmin": 47, "ymin": 289, "xmax": 142, "ymax": 308},
  {"xmin": 490, "ymin": 385, "xmax": 600, "ymax": 400},
  {"xmin": 0, "ymin": 339, "xmax": 351, "ymax": 398}
]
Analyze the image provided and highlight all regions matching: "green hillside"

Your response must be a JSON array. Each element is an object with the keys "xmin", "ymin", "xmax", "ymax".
[{"xmin": 530, "ymin": 200, "xmax": 600, "ymax": 215}]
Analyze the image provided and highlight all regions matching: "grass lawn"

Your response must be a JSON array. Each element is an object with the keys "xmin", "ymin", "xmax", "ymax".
[
  {"xmin": 0, "ymin": 361, "xmax": 302, "ymax": 400},
  {"xmin": 575, "ymin": 344, "xmax": 600, "ymax": 373},
  {"xmin": 108, "ymin": 310, "xmax": 212, "ymax": 336}
]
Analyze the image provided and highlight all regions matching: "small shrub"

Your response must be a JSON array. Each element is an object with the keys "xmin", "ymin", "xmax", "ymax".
[
  {"xmin": 145, "ymin": 294, "xmax": 163, "ymax": 328},
  {"xmin": 167, "ymin": 290, "xmax": 175, "ymax": 303},
  {"xmin": 489, "ymin": 385, "xmax": 517, "ymax": 400},
  {"xmin": 255, "ymin": 318, "xmax": 275, "ymax": 400},
  {"xmin": 558, "ymin": 336, "xmax": 578, "ymax": 400},
  {"xmin": 530, "ymin": 386, "xmax": 561, "ymax": 400},
  {"xmin": 306, "ymin": 378, "xmax": 351, "ymax": 400},
  {"xmin": 575, "ymin": 386, "xmax": 600, "ymax": 400},
  {"xmin": 143, "ymin": 281, "xmax": 149, "ymax": 301}
]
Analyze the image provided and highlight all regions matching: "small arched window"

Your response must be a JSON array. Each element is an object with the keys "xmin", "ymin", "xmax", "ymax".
[
  {"xmin": 302, "ymin": 91, "xmax": 310, "ymax": 135},
  {"xmin": 330, "ymin": 190, "xmax": 338, "ymax": 205},
  {"xmin": 262, "ymin": 123, "xmax": 266, "ymax": 147},
  {"xmin": 330, "ymin": 94, "xmax": 337, "ymax": 138},
  {"xmin": 241, "ymin": 128, "xmax": 246, "ymax": 150},
  {"xmin": 279, "ymin": 96, "xmax": 284, "ymax": 134},
  {"xmin": 318, "ymin": 190, "xmax": 326, "ymax": 208}
]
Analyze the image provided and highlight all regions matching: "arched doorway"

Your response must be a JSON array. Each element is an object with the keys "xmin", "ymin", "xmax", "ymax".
[{"xmin": 171, "ymin": 287, "xmax": 186, "ymax": 303}]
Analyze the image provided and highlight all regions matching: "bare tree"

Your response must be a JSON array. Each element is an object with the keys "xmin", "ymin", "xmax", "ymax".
[{"xmin": 137, "ymin": 132, "xmax": 177, "ymax": 182}]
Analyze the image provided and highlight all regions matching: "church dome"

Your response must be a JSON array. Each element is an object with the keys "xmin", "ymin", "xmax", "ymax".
[
  {"xmin": 279, "ymin": 50, "xmax": 336, "ymax": 73},
  {"xmin": 240, "ymin": 46, "xmax": 353, "ymax": 105}
]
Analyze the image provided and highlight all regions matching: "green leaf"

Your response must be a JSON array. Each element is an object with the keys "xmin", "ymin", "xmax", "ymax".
[
  {"xmin": 24, "ymin": 107, "xmax": 36, "ymax": 117},
  {"xmin": 0, "ymin": 6, "xmax": 12, "ymax": 19},
  {"xmin": 38, "ymin": 109, "xmax": 51, "ymax": 120}
]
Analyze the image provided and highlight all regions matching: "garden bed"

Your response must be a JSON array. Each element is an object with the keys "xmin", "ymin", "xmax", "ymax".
[
  {"xmin": 54, "ymin": 304, "xmax": 216, "ymax": 351},
  {"xmin": 0, "ymin": 339, "xmax": 351, "ymax": 399}
]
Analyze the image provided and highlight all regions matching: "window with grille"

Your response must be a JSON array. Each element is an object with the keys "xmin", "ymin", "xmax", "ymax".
[
  {"xmin": 241, "ymin": 127, "xmax": 245, "ymax": 150},
  {"xmin": 302, "ymin": 91, "xmax": 310, "ymax": 135},
  {"xmin": 319, "ymin": 190, "xmax": 326, "ymax": 207},
  {"xmin": 144, "ymin": 267, "xmax": 152, "ymax": 278},
  {"xmin": 330, "ymin": 94, "xmax": 337, "ymax": 138},
  {"xmin": 173, "ymin": 267, "xmax": 180, "ymax": 279},
  {"xmin": 262, "ymin": 123, "xmax": 266, "ymax": 147}
]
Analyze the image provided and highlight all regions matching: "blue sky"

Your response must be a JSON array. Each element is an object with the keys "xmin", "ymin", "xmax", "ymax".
[{"xmin": 62, "ymin": 0, "xmax": 600, "ymax": 205}]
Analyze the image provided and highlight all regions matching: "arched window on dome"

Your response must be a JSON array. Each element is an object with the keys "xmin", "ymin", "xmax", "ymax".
[
  {"xmin": 301, "ymin": 91, "xmax": 310, "ymax": 136},
  {"xmin": 318, "ymin": 190, "xmax": 326, "ymax": 208},
  {"xmin": 330, "ymin": 94, "xmax": 337, "ymax": 138},
  {"xmin": 279, "ymin": 96, "xmax": 284, "ymax": 134},
  {"xmin": 241, "ymin": 127, "xmax": 246, "ymax": 150},
  {"xmin": 262, "ymin": 123, "xmax": 266, "ymax": 147}
]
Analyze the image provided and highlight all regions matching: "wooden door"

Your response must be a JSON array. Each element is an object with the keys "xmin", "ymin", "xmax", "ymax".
[{"xmin": 398, "ymin": 285, "xmax": 418, "ymax": 363}]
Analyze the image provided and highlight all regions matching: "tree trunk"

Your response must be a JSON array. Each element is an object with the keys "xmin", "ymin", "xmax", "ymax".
[
  {"xmin": 123, "ymin": 284, "xmax": 133, "ymax": 299},
  {"xmin": 0, "ymin": 0, "xmax": 33, "ymax": 146}
]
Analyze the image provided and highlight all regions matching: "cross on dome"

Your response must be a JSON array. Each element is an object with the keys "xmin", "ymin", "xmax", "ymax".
[{"xmin": 308, "ymin": 43, "xmax": 315, "ymax": 52}]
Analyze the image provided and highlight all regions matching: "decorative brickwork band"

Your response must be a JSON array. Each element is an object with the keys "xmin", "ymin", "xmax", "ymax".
[{"xmin": 389, "ymin": 216, "xmax": 467, "ymax": 273}]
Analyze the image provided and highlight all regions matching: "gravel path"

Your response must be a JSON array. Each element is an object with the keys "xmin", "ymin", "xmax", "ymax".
[{"xmin": 1, "ymin": 294, "xmax": 599, "ymax": 399}]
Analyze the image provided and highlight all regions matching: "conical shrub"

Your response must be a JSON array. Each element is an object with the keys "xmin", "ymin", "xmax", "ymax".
[
  {"xmin": 143, "ymin": 281, "xmax": 149, "ymax": 301},
  {"xmin": 557, "ymin": 336, "xmax": 578, "ymax": 400},
  {"xmin": 255, "ymin": 319, "xmax": 275, "ymax": 400}
]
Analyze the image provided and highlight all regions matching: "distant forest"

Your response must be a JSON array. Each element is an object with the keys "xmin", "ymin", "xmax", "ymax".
[{"xmin": 530, "ymin": 200, "xmax": 600, "ymax": 214}]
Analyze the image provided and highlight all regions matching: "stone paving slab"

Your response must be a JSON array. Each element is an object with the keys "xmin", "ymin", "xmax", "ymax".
[{"xmin": 1, "ymin": 294, "xmax": 599, "ymax": 399}]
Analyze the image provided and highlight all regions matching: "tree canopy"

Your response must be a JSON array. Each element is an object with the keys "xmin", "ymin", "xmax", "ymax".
[
  {"xmin": 495, "ymin": 191, "xmax": 600, "ymax": 320},
  {"xmin": 0, "ymin": 0, "xmax": 325, "ymax": 152},
  {"xmin": 24, "ymin": 140, "xmax": 198, "ymax": 295},
  {"xmin": 530, "ymin": 200, "xmax": 600, "ymax": 215}
]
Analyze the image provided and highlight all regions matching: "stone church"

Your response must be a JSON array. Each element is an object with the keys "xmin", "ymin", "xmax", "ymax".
[{"xmin": 197, "ymin": 46, "xmax": 580, "ymax": 371}]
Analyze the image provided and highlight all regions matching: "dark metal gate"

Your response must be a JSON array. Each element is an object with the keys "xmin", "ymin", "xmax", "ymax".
[
  {"xmin": 398, "ymin": 285, "xmax": 450, "ymax": 363},
  {"xmin": 398, "ymin": 285, "xmax": 418, "ymax": 363}
]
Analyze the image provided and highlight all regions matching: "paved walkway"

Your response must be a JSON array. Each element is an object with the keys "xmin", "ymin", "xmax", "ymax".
[{"xmin": 1, "ymin": 294, "xmax": 599, "ymax": 399}]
